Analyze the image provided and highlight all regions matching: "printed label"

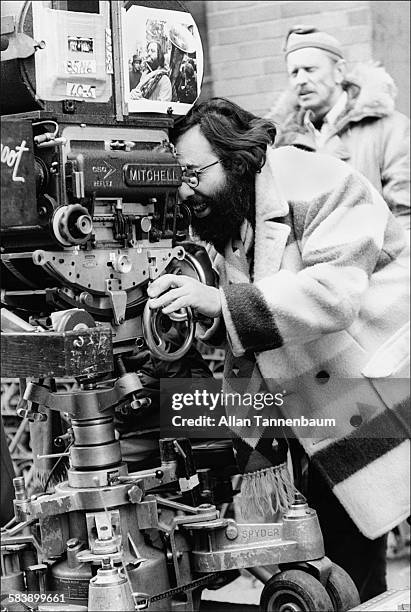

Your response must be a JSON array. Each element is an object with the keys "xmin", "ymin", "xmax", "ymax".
[
  {"xmin": 91, "ymin": 161, "xmax": 117, "ymax": 180},
  {"xmin": 68, "ymin": 36, "xmax": 94, "ymax": 53},
  {"xmin": 93, "ymin": 180, "xmax": 112, "ymax": 187},
  {"xmin": 124, "ymin": 164, "xmax": 181, "ymax": 186},
  {"xmin": 0, "ymin": 140, "xmax": 29, "ymax": 183},
  {"xmin": 66, "ymin": 59, "xmax": 97, "ymax": 74},
  {"xmin": 240, "ymin": 527, "xmax": 281, "ymax": 542},
  {"xmin": 105, "ymin": 28, "xmax": 113, "ymax": 74},
  {"xmin": 66, "ymin": 83, "xmax": 97, "ymax": 99}
]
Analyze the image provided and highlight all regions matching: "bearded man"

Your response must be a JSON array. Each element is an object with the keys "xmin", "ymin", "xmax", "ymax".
[
  {"xmin": 147, "ymin": 97, "xmax": 410, "ymax": 601},
  {"xmin": 130, "ymin": 40, "xmax": 172, "ymax": 102}
]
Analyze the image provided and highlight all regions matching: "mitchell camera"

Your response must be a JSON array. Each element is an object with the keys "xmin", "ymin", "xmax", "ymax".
[
  {"xmin": 1, "ymin": 0, "xmax": 213, "ymax": 363},
  {"xmin": 0, "ymin": 4, "xmax": 232, "ymax": 610}
]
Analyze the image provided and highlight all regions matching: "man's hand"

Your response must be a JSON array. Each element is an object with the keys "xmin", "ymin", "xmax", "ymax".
[
  {"xmin": 147, "ymin": 274, "xmax": 222, "ymax": 318},
  {"xmin": 130, "ymin": 88, "xmax": 143, "ymax": 100}
]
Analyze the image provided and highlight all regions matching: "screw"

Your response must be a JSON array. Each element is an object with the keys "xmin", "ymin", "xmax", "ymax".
[
  {"xmin": 13, "ymin": 477, "xmax": 27, "ymax": 501},
  {"xmin": 79, "ymin": 292, "xmax": 92, "ymax": 305},
  {"xmin": 225, "ymin": 524, "xmax": 238, "ymax": 540},
  {"xmin": 128, "ymin": 485, "xmax": 143, "ymax": 504},
  {"xmin": 293, "ymin": 493, "xmax": 307, "ymax": 505}
]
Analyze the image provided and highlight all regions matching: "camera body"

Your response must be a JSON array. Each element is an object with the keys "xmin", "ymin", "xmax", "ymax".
[
  {"xmin": 1, "ymin": 0, "xmax": 201, "ymax": 353},
  {"xmin": 1, "ymin": 113, "xmax": 188, "ymax": 349}
]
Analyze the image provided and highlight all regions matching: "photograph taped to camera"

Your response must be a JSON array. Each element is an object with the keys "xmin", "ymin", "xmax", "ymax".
[{"xmin": 123, "ymin": 5, "xmax": 204, "ymax": 115}]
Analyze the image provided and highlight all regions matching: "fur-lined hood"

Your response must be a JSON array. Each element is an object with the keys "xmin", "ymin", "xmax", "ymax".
[{"xmin": 267, "ymin": 62, "xmax": 398, "ymax": 131}]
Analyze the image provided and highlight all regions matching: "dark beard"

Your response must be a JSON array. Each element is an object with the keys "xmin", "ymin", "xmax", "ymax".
[
  {"xmin": 147, "ymin": 57, "xmax": 159, "ymax": 71},
  {"xmin": 187, "ymin": 173, "xmax": 255, "ymax": 253}
]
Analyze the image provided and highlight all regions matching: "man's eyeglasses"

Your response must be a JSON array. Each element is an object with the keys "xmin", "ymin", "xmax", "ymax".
[{"xmin": 181, "ymin": 160, "xmax": 220, "ymax": 189}]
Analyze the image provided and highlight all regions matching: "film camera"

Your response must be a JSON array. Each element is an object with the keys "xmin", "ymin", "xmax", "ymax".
[
  {"xmin": 0, "ymin": 3, "xmax": 360, "ymax": 611},
  {"xmin": 0, "ymin": 0, "xmax": 213, "ymax": 360}
]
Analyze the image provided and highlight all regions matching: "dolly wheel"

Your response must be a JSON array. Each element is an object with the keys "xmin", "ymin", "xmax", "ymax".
[
  {"xmin": 259, "ymin": 569, "xmax": 333, "ymax": 611},
  {"xmin": 326, "ymin": 563, "xmax": 360, "ymax": 611}
]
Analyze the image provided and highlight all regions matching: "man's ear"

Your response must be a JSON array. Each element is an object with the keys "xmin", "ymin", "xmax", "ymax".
[{"xmin": 334, "ymin": 59, "xmax": 346, "ymax": 85}]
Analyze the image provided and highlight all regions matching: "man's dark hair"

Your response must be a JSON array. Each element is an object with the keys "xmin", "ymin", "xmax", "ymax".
[
  {"xmin": 173, "ymin": 97, "xmax": 276, "ymax": 179},
  {"xmin": 147, "ymin": 41, "xmax": 165, "ymax": 69}
]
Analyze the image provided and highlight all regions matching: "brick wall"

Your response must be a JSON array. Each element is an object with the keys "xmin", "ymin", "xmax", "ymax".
[
  {"xmin": 369, "ymin": 1, "xmax": 410, "ymax": 116},
  {"xmin": 205, "ymin": 1, "xmax": 409, "ymax": 117}
]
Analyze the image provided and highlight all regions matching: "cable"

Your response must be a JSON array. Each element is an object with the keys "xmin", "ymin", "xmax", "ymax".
[
  {"xmin": 43, "ymin": 441, "xmax": 73, "ymax": 493},
  {"xmin": 32, "ymin": 120, "xmax": 59, "ymax": 138}
]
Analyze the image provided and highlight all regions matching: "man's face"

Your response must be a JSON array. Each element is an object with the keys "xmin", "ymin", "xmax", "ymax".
[
  {"xmin": 286, "ymin": 48, "xmax": 343, "ymax": 118},
  {"xmin": 176, "ymin": 125, "xmax": 227, "ymax": 218},
  {"xmin": 176, "ymin": 125, "xmax": 254, "ymax": 251},
  {"xmin": 147, "ymin": 43, "xmax": 159, "ymax": 69}
]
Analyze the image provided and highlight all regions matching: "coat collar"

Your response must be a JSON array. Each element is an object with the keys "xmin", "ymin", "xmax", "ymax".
[
  {"xmin": 255, "ymin": 149, "xmax": 289, "ymax": 219},
  {"xmin": 253, "ymin": 150, "xmax": 291, "ymax": 281},
  {"xmin": 208, "ymin": 149, "xmax": 291, "ymax": 281}
]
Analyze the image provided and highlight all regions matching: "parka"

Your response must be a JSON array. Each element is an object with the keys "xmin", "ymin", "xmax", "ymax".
[{"xmin": 267, "ymin": 63, "xmax": 410, "ymax": 230}]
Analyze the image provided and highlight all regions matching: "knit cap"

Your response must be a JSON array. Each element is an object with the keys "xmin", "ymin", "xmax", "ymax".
[{"xmin": 284, "ymin": 25, "xmax": 344, "ymax": 59}]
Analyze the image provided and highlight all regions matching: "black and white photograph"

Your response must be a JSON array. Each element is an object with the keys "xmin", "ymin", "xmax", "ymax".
[
  {"xmin": 0, "ymin": 1, "xmax": 409, "ymax": 612},
  {"xmin": 123, "ymin": 4, "xmax": 203, "ymax": 113}
]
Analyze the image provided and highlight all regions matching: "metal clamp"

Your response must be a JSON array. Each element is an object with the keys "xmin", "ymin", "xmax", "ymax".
[{"xmin": 131, "ymin": 593, "xmax": 150, "ymax": 611}]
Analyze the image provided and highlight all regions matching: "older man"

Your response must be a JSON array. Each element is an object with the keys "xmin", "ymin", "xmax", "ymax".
[
  {"xmin": 148, "ymin": 97, "xmax": 410, "ymax": 600},
  {"xmin": 267, "ymin": 26, "xmax": 410, "ymax": 231}
]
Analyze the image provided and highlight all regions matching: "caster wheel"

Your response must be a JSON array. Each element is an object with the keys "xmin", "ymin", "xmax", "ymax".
[
  {"xmin": 259, "ymin": 569, "xmax": 333, "ymax": 611},
  {"xmin": 326, "ymin": 563, "xmax": 360, "ymax": 611}
]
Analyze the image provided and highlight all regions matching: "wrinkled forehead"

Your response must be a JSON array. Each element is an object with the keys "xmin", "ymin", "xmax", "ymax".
[
  {"xmin": 286, "ymin": 47, "xmax": 335, "ymax": 72},
  {"xmin": 175, "ymin": 125, "xmax": 215, "ymax": 167}
]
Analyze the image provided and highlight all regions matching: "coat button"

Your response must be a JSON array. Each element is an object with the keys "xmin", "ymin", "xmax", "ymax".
[
  {"xmin": 315, "ymin": 370, "xmax": 330, "ymax": 384},
  {"xmin": 350, "ymin": 415, "xmax": 363, "ymax": 428}
]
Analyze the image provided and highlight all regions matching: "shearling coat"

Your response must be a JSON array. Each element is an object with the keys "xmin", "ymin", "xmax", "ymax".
[
  {"xmin": 202, "ymin": 145, "xmax": 410, "ymax": 540},
  {"xmin": 267, "ymin": 63, "xmax": 410, "ymax": 230}
]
